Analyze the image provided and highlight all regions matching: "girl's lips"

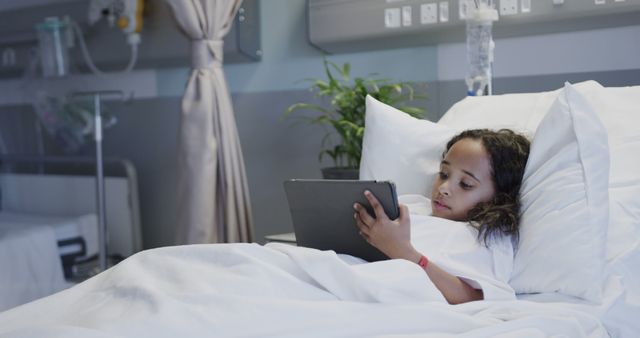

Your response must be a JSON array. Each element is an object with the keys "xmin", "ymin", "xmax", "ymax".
[{"xmin": 432, "ymin": 200, "xmax": 450, "ymax": 211}]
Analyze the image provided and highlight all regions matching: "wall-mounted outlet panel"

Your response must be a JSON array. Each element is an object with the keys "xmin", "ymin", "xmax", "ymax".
[
  {"xmin": 0, "ymin": 0, "xmax": 261, "ymax": 78},
  {"xmin": 309, "ymin": 0, "xmax": 640, "ymax": 54}
]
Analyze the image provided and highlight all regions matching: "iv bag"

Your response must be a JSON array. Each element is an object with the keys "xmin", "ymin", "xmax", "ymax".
[{"xmin": 465, "ymin": 4, "xmax": 498, "ymax": 96}]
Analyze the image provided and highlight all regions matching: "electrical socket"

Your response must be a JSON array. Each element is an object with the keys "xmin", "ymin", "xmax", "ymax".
[
  {"xmin": 402, "ymin": 5, "xmax": 413, "ymax": 26},
  {"xmin": 421, "ymin": 3, "xmax": 438, "ymax": 24},
  {"xmin": 384, "ymin": 8, "xmax": 401, "ymax": 28},
  {"xmin": 500, "ymin": 0, "xmax": 519, "ymax": 16},
  {"xmin": 439, "ymin": 1, "xmax": 449, "ymax": 22},
  {"xmin": 459, "ymin": 0, "xmax": 470, "ymax": 19}
]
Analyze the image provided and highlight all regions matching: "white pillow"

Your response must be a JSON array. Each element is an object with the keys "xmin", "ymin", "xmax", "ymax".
[
  {"xmin": 439, "ymin": 80, "xmax": 640, "ymax": 262},
  {"xmin": 359, "ymin": 84, "xmax": 610, "ymax": 302},
  {"xmin": 359, "ymin": 95, "xmax": 457, "ymax": 195},
  {"xmin": 510, "ymin": 83, "xmax": 609, "ymax": 303},
  {"xmin": 438, "ymin": 88, "xmax": 560, "ymax": 136},
  {"xmin": 580, "ymin": 86, "xmax": 640, "ymax": 261}
]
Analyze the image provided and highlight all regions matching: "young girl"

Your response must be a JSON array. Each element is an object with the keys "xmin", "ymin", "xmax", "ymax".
[{"xmin": 353, "ymin": 129, "xmax": 530, "ymax": 305}]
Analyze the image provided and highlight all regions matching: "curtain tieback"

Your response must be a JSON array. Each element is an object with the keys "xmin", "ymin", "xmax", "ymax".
[{"xmin": 192, "ymin": 39, "xmax": 223, "ymax": 69}]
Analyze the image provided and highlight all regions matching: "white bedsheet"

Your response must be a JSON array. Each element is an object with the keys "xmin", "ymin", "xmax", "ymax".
[
  {"xmin": 0, "ymin": 242, "xmax": 628, "ymax": 338},
  {"xmin": 0, "ymin": 222, "xmax": 67, "ymax": 312},
  {"xmin": 517, "ymin": 245, "xmax": 640, "ymax": 338}
]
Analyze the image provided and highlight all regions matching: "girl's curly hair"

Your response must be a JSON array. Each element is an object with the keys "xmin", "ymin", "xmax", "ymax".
[{"xmin": 444, "ymin": 129, "xmax": 530, "ymax": 246}]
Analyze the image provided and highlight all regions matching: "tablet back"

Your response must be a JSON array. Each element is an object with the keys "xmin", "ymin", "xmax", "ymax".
[{"xmin": 283, "ymin": 179, "xmax": 399, "ymax": 262}]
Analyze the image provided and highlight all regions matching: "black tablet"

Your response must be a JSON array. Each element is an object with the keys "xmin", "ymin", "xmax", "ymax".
[{"xmin": 283, "ymin": 179, "xmax": 399, "ymax": 262}]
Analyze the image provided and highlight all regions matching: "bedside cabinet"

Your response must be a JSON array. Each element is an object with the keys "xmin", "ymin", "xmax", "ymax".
[{"xmin": 264, "ymin": 232, "xmax": 297, "ymax": 245}]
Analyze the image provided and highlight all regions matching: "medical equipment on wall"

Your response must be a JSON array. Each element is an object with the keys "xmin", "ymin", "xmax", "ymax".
[
  {"xmin": 30, "ymin": 0, "xmax": 142, "ymax": 150},
  {"xmin": 34, "ymin": 0, "xmax": 144, "ymax": 78},
  {"xmin": 465, "ymin": 1, "xmax": 498, "ymax": 96},
  {"xmin": 29, "ymin": 1, "xmax": 142, "ymax": 272},
  {"xmin": 35, "ymin": 17, "xmax": 73, "ymax": 77}
]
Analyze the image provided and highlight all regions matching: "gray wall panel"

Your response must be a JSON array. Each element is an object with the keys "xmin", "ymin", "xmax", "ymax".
[
  {"xmin": 436, "ymin": 69, "xmax": 640, "ymax": 119},
  {"xmin": 102, "ymin": 98, "xmax": 181, "ymax": 249},
  {"xmin": 234, "ymin": 90, "xmax": 328, "ymax": 241},
  {"xmin": 0, "ymin": 105, "xmax": 39, "ymax": 154}
]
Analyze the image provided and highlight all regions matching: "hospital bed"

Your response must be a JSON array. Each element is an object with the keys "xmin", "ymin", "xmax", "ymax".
[
  {"xmin": 0, "ymin": 156, "xmax": 142, "ymax": 312},
  {"xmin": 0, "ymin": 81, "xmax": 637, "ymax": 337}
]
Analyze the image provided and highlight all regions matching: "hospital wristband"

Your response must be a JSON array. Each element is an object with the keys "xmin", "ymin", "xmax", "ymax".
[{"xmin": 417, "ymin": 255, "xmax": 429, "ymax": 269}]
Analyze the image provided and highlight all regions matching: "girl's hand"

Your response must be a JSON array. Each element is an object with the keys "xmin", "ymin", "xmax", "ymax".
[
  {"xmin": 353, "ymin": 190, "xmax": 419, "ymax": 261},
  {"xmin": 354, "ymin": 191, "xmax": 483, "ymax": 304}
]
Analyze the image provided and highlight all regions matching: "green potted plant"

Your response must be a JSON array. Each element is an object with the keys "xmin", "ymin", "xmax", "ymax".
[{"xmin": 285, "ymin": 59, "xmax": 425, "ymax": 179}]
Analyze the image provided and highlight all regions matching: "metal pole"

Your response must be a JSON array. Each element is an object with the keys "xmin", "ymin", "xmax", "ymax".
[
  {"xmin": 71, "ymin": 90, "xmax": 127, "ymax": 273},
  {"xmin": 94, "ymin": 93, "xmax": 108, "ymax": 271}
]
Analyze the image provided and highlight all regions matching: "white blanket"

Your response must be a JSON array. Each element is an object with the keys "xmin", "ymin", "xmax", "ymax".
[
  {"xmin": 396, "ymin": 194, "xmax": 516, "ymax": 301},
  {"xmin": 0, "ymin": 242, "xmax": 611, "ymax": 337}
]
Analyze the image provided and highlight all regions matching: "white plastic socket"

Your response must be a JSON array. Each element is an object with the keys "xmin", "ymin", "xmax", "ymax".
[
  {"xmin": 439, "ymin": 1, "xmax": 449, "ymax": 22},
  {"xmin": 384, "ymin": 8, "xmax": 401, "ymax": 28},
  {"xmin": 402, "ymin": 6, "xmax": 412, "ymax": 26},
  {"xmin": 421, "ymin": 3, "xmax": 438, "ymax": 24},
  {"xmin": 500, "ymin": 0, "xmax": 518, "ymax": 15},
  {"xmin": 459, "ymin": 0, "xmax": 470, "ymax": 19}
]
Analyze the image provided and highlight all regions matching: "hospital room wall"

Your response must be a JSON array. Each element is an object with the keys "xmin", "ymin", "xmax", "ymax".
[
  {"xmin": 154, "ymin": 0, "xmax": 640, "ymax": 246},
  {"xmin": 2, "ymin": 0, "xmax": 640, "ymax": 250},
  {"xmin": 151, "ymin": 0, "xmax": 441, "ymax": 247}
]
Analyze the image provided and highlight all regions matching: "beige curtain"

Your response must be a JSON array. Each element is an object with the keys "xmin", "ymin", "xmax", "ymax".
[{"xmin": 165, "ymin": 0, "xmax": 254, "ymax": 244}]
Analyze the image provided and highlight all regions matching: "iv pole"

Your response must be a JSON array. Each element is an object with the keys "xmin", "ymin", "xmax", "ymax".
[
  {"xmin": 71, "ymin": 90, "xmax": 125, "ymax": 272},
  {"xmin": 33, "ymin": 13, "xmax": 138, "ymax": 274}
]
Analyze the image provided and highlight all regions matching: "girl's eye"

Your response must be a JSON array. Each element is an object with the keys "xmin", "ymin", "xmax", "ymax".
[
  {"xmin": 460, "ymin": 181, "xmax": 473, "ymax": 190},
  {"xmin": 439, "ymin": 171, "xmax": 448, "ymax": 180}
]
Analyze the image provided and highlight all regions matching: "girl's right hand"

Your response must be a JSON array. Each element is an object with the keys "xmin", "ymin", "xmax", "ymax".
[{"xmin": 353, "ymin": 191, "xmax": 420, "ymax": 262}]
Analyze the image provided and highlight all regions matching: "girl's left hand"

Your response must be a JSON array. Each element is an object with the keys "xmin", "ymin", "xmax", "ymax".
[{"xmin": 353, "ymin": 190, "xmax": 418, "ymax": 261}]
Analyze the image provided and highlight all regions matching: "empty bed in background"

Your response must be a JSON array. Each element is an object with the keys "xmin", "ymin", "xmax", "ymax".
[{"xmin": 0, "ymin": 156, "xmax": 142, "ymax": 311}]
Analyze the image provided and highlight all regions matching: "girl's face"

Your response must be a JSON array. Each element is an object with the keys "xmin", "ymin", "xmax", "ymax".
[{"xmin": 431, "ymin": 138, "xmax": 496, "ymax": 221}]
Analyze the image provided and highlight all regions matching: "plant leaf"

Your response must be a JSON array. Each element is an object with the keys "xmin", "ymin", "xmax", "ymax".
[{"xmin": 283, "ymin": 59, "xmax": 428, "ymax": 167}]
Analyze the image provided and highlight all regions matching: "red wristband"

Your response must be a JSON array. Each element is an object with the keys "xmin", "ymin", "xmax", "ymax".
[{"xmin": 418, "ymin": 255, "xmax": 429, "ymax": 269}]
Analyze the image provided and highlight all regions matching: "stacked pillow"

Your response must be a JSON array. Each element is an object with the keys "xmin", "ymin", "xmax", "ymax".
[
  {"xmin": 510, "ymin": 84, "xmax": 609, "ymax": 302},
  {"xmin": 359, "ymin": 82, "xmax": 614, "ymax": 302},
  {"xmin": 360, "ymin": 98, "xmax": 457, "ymax": 196}
]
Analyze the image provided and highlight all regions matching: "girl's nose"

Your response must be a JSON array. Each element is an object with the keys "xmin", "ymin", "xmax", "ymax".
[{"xmin": 438, "ymin": 181, "xmax": 450, "ymax": 196}]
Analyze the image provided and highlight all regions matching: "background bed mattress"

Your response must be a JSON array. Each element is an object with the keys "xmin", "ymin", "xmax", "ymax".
[{"xmin": 0, "ymin": 211, "xmax": 98, "ymax": 259}]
